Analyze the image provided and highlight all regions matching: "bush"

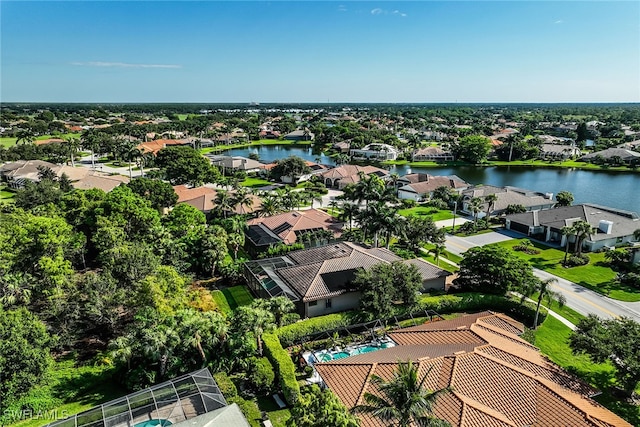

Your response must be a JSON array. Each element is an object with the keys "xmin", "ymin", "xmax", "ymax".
[
  {"xmin": 400, "ymin": 199, "xmax": 417, "ymax": 209},
  {"xmin": 213, "ymin": 371, "xmax": 238, "ymax": 399},
  {"xmin": 513, "ymin": 241, "xmax": 540, "ymax": 255},
  {"xmin": 263, "ymin": 333, "xmax": 300, "ymax": 405},
  {"xmin": 420, "ymin": 292, "xmax": 546, "ymax": 327},
  {"xmin": 247, "ymin": 357, "xmax": 275, "ymax": 395},
  {"xmin": 426, "ymin": 199, "xmax": 448, "ymax": 210},
  {"xmin": 276, "ymin": 313, "xmax": 353, "ymax": 347},
  {"xmin": 228, "ymin": 396, "xmax": 262, "ymax": 427},
  {"xmin": 618, "ymin": 272, "xmax": 640, "ymax": 289},
  {"xmin": 566, "ymin": 254, "xmax": 589, "ymax": 267}
]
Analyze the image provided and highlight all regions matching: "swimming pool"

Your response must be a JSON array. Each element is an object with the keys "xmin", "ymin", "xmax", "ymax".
[
  {"xmin": 314, "ymin": 341, "xmax": 395, "ymax": 362},
  {"xmin": 133, "ymin": 419, "xmax": 172, "ymax": 427}
]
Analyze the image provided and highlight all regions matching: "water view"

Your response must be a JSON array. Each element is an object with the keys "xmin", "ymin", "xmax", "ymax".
[{"xmin": 226, "ymin": 145, "xmax": 640, "ymax": 213}]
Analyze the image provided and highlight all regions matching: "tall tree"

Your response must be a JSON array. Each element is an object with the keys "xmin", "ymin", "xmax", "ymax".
[
  {"xmin": 569, "ymin": 315, "xmax": 640, "ymax": 398},
  {"xmin": 555, "ymin": 191, "xmax": 574, "ymax": 207},
  {"xmin": 352, "ymin": 361, "xmax": 451, "ymax": 427},
  {"xmin": 449, "ymin": 135, "xmax": 491, "ymax": 164},
  {"xmin": 288, "ymin": 385, "xmax": 360, "ymax": 427},
  {"xmin": 522, "ymin": 277, "xmax": 566, "ymax": 329},
  {"xmin": 483, "ymin": 193, "xmax": 498, "ymax": 220},
  {"xmin": 571, "ymin": 220, "xmax": 592, "ymax": 256}
]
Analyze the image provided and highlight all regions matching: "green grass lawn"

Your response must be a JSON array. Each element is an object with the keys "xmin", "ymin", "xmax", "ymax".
[
  {"xmin": 1, "ymin": 186, "xmax": 16, "ymax": 203},
  {"xmin": 398, "ymin": 205, "xmax": 454, "ymax": 221},
  {"xmin": 490, "ymin": 238, "xmax": 640, "ymax": 302},
  {"xmin": 1, "ymin": 133, "xmax": 82, "ymax": 149},
  {"xmin": 211, "ymin": 290, "xmax": 233, "ymax": 316},
  {"xmin": 7, "ymin": 357, "xmax": 124, "ymax": 427},
  {"xmin": 419, "ymin": 253, "xmax": 458, "ymax": 273},
  {"xmin": 240, "ymin": 177, "xmax": 272, "ymax": 188},
  {"xmin": 528, "ymin": 292, "xmax": 585, "ymax": 326},
  {"xmin": 200, "ymin": 139, "xmax": 311, "ymax": 154},
  {"xmin": 256, "ymin": 396, "xmax": 292, "ymax": 427},
  {"xmin": 221, "ymin": 285, "xmax": 254, "ymax": 310},
  {"xmin": 534, "ymin": 316, "xmax": 640, "ymax": 425}
]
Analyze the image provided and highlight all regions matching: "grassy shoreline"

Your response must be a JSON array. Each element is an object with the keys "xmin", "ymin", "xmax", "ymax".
[
  {"xmin": 382, "ymin": 159, "xmax": 639, "ymax": 173},
  {"xmin": 200, "ymin": 139, "xmax": 312, "ymax": 154}
]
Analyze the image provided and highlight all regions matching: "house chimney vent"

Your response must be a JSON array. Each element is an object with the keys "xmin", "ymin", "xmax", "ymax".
[{"xmin": 598, "ymin": 220, "xmax": 613, "ymax": 234}]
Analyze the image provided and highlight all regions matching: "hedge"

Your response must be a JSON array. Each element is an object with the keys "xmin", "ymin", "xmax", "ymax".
[
  {"xmin": 228, "ymin": 396, "xmax": 262, "ymax": 427},
  {"xmin": 263, "ymin": 333, "xmax": 300, "ymax": 405},
  {"xmin": 276, "ymin": 313, "xmax": 353, "ymax": 347},
  {"xmin": 419, "ymin": 292, "xmax": 547, "ymax": 327},
  {"xmin": 212, "ymin": 371, "xmax": 237, "ymax": 399}
]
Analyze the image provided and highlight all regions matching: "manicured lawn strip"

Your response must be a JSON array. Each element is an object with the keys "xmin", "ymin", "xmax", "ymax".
[
  {"xmin": 489, "ymin": 239, "xmax": 640, "ymax": 302},
  {"xmin": 241, "ymin": 177, "xmax": 272, "ymax": 188},
  {"xmin": 222, "ymin": 285, "xmax": 254, "ymax": 310},
  {"xmin": 1, "ymin": 133, "xmax": 82, "ymax": 148},
  {"xmin": 7, "ymin": 357, "xmax": 124, "ymax": 427},
  {"xmin": 211, "ymin": 290, "xmax": 233, "ymax": 316},
  {"xmin": 528, "ymin": 292, "xmax": 584, "ymax": 326},
  {"xmin": 419, "ymin": 254, "xmax": 458, "ymax": 273},
  {"xmin": 398, "ymin": 206, "xmax": 454, "ymax": 221},
  {"xmin": 534, "ymin": 316, "xmax": 640, "ymax": 425},
  {"xmin": 256, "ymin": 396, "xmax": 292, "ymax": 427},
  {"xmin": 200, "ymin": 139, "xmax": 312, "ymax": 154},
  {"xmin": 1, "ymin": 187, "xmax": 16, "ymax": 203}
]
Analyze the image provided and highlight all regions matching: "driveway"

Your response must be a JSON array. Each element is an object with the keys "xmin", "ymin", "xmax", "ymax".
[{"xmin": 444, "ymin": 229, "xmax": 640, "ymax": 323}]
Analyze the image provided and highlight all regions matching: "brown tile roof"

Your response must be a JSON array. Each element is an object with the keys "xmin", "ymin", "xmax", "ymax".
[
  {"xmin": 137, "ymin": 139, "xmax": 189, "ymax": 155},
  {"xmin": 320, "ymin": 164, "xmax": 388, "ymax": 181},
  {"xmin": 172, "ymin": 185, "xmax": 261, "ymax": 214},
  {"xmin": 173, "ymin": 185, "xmax": 216, "ymax": 203},
  {"xmin": 314, "ymin": 312, "xmax": 631, "ymax": 427},
  {"xmin": 71, "ymin": 172, "xmax": 129, "ymax": 192},
  {"xmin": 246, "ymin": 209, "xmax": 343, "ymax": 244},
  {"xmin": 401, "ymin": 175, "xmax": 469, "ymax": 195}
]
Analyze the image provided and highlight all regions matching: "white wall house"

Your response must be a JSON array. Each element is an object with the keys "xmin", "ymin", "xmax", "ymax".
[{"xmin": 350, "ymin": 143, "xmax": 399, "ymax": 161}]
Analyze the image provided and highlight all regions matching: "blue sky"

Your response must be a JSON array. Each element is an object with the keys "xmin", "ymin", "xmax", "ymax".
[{"xmin": 2, "ymin": 1, "xmax": 639, "ymax": 103}]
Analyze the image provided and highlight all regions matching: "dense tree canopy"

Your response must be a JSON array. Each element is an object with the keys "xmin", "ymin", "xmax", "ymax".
[
  {"xmin": 288, "ymin": 385, "xmax": 360, "ymax": 427},
  {"xmin": 569, "ymin": 315, "xmax": 640, "ymax": 397},
  {"xmin": 454, "ymin": 246, "xmax": 537, "ymax": 295},
  {"xmin": 450, "ymin": 135, "xmax": 491, "ymax": 164},
  {"xmin": 155, "ymin": 145, "xmax": 220, "ymax": 186}
]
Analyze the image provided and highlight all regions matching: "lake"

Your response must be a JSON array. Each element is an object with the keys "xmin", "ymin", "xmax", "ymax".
[{"xmin": 225, "ymin": 145, "xmax": 640, "ymax": 213}]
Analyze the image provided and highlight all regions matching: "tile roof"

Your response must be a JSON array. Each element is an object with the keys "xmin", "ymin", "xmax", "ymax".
[
  {"xmin": 137, "ymin": 139, "xmax": 190, "ymax": 155},
  {"xmin": 172, "ymin": 185, "xmax": 261, "ymax": 214},
  {"xmin": 71, "ymin": 172, "xmax": 130, "ymax": 192},
  {"xmin": 320, "ymin": 164, "xmax": 388, "ymax": 180},
  {"xmin": 314, "ymin": 312, "xmax": 631, "ymax": 427},
  {"xmin": 461, "ymin": 185, "xmax": 554, "ymax": 212},
  {"xmin": 260, "ymin": 242, "xmax": 447, "ymax": 302},
  {"xmin": 403, "ymin": 258, "xmax": 452, "ymax": 281},
  {"xmin": 246, "ymin": 209, "xmax": 343, "ymax": 244}
]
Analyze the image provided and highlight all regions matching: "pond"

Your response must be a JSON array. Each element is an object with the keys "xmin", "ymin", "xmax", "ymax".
[{"xmin": 224, "ymin": 145, "xmax": 640, "ymax": 213}]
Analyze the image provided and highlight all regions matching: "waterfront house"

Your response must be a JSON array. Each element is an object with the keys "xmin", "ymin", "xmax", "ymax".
[
  {"xmin": 173, "ymin": 185, "xmax": 262, "ymax": 217},
  {"xmin": 539, "ymin": 143, "xmax": 582, "ymax": 160},
  {"xmin": 314, "ymin": 311, "xmax": 632, "ymax": 427},
  {"xmin": 205, "ymin": 155, "xmax": 264, "ymax": 174},
  {"xmin": 0, "ymin": 160, "xmax": 61, "ymax": 188},
  {"xmin": 283, "ymin": 129, "xmax": 315, "ymax": 141},
  {"xmin": 579, "ymin": 147, "xmax": 640, "ymax": 165},
  {"xmin": 245, "ymin": 209, "xmax": 344, "ymax": 256},
  {"xmin": 505, "ymin": 204, "xmax": 640, "ymax": 251},
  {"xmin": 397, "ymin": 174, "xmax": 469, "ymax": 202},
  {"xmin": 350, "ymin": 143, "xmax": 399, "ymax": 161},
  {"xmin": 243, "ymin": 242, "xmax": 450, "ymax": 318},
  {"xmin": 137, "ymin": 138, "xmax": 190, "ymax": 156},
  {"xmin": 460, "ymin": 185, "xmax": 555, "ymax": 217},
  {"xmin": 320, "ymin": 164, "xmax": 389, "ymax": 189},
  {"xmin": 411, "ymin": 146, "xmax": 455, "ymax": 162}
]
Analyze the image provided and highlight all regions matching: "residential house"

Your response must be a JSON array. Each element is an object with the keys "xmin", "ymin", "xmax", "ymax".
[
  {"xmin": 411, "ymin": 146, "xmax": 454, "ymax": 162},
  {"xmin": 137, "ymin": 139, "xmax": 190, "ymax": 156},
  {"xmin": 206, "ymin": 155, "xmax": 264, "ymax": 174},
  {"xmin": 332, "ymin": 141, "xmax": 351, "ymax": 153},
  {"xmin": 173, "ymin": 185, "xmax": 262, "ymax": 217},
  {"xmin": 243, "ymin": 242, "xmax": 450, "ymax": 318},
  {"xmin": 539, "ymin": 143, "xmax": 582, "ymax": 160},
  {"xmin": 579, "ymin": 148, "xmax": 640, "ymax": 165},
  {"xmin": 397, "ymin": 174, "xmax": 469, "ymax": 202},
  {"xmin": 460, "ymin": 186, "xmax": 556, "ymax": 218},
  {"xmin": 314, "ymin": 311, "xmax": 632, "ymax": 427},
  {"xmin": 320, "ymin": 165, "xmax": 389, "ymax": 189},
  {"xmin": 259, "ymin": 130, "xmax": 281, "ymax": 139},
  {"xmin": 505, "ymin": 204, "xmax": 640, "ymax": 251},
  {"xmin": 284, "ymin": 129, "xmax": 315, "ymax": 141},
  {"xmin": 0, "ymin": 160, "xmax": 61, "ymax": 188},
  {"xmin": 245, "ymin": 209, "xmax": 344, "ymax": 256},
  {"xmin": 350, "ymin": 143, "xmax": 399, "ymax": 161},
  {"xmin": 261, "ymin": 160, "xmax": 327, "ymax": 184}
]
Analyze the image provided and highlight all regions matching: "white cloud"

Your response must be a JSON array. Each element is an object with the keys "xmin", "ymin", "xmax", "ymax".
[
  {"xmin": 338, "ymin": 4, "xmax": 347, "ymax": 12},
  {"xmin": 371, "ymin": 8, "xmax": 406, "ymax": 17},
  {"xmin": 554, "ymin": 20, "xmax": 564, "ymax": 24},
  {"xmin": 71, "ymin": 61, "xmax": 181, "ymax": 69}
]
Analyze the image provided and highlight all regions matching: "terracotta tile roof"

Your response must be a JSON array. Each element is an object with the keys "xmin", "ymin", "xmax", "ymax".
[
  {"xmin": 320, "ymin": 164, "xmax": 388, "ymax": 180},
  {"xmin": 35, "ymin": 138, "xmax": 65, "ymax": 146},
  {"xmin": 400, "ymin": 175, "xmax": 469, "ymax": 195},
  {"xmin": 71, "ymin": 172, "xmax": 129, "ymax": 192},
  {"xmin": 172, "ymin": 185, "xmax": 261, "ymax": 214},
  {"xmin": 314, "ymin": 312, "xmax": 632, "ymax": 427},
  {"xmin": 246, "ymin": 209, "xmax": 343, "ymax": 244},
  {"xmin": 137, "ymin": 139, "xmax": 189, "ymax": 155},
  {"xmin": 173, "ymin": 185, "xmax": 216, "ymax": 203}
]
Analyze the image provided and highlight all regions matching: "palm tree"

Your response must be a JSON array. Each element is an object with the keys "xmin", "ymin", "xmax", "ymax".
[
  {"xmin": 232, "ymin": 188, "xmax": 254, "ymax": 215},
  {"xmin": 214, "ymin": 190, "xmax": 234, "ymax": 219},
  {"xmin": 227, "ymin": 232, "xmax": 245, "ymax": 259},
  {"xmin": 571, "ymin": 221, "xmax": 593, "ymax": 257},
  {"xmin": 63, "ymin": 135, "xmax": 81, "ymax": 167},
  {"xmin": 561, "ymin": 225, "xmax": 575, "ymax": 264},
  {"xmin": 258, "ymin": 193, "xmax": 283, "ymax": 217},
  {"xmin": 81, "ymin": 129, "xmax": 100, "ymax": 169},
  {"xmin": 524, "ymin": 278, "xmax": 566, "ymax": 329},
  {"xmin": 468, "ymin": 197, "xmax": 483, "ymax": 225},
  {"xmin": 142, "ymin": 326, "xmax": 180, "ymax": 379},
  {"xmin": 15, "ymin": 128, "xmax": 36, "ymax": 145},
  {"xmin": 483, "ymin": 193, "xmax": 498, "ymax": 221},
  {"xmin": 352, "ymin": 360, "xmax": 451, "ymax": 427},
  {"xmin": 633, "ymin": 228, "xmax": 640, "ymax": 241},
  {"xmin": 340, "ymin": 202, "xmax": 360, "ymax": 231},
  {"xmin": 109, "ymin": 335, "xmax": 134, "ymax": 371},
  {"xmin": 126, "ymin": 146, "xmax": 142, "ymax": 179},
  {"xmin": 429, "ymin": 244, "xmax": 447, "ymax": 267},
  {"xmin": 268, "ymin": 296, "xmax": 295, "ymax": 328}
]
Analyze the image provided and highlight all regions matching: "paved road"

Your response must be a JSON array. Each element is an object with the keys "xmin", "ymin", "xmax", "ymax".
[{"xmin": 444, "ymin": 229, "xmax": 640, "ymax": 323}]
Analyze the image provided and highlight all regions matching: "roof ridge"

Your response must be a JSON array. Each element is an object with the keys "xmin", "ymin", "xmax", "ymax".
[
  {"xmin": 473, "ymin": 323, "xmax": 539, "ymax": 351},
  {"xmin": 355, "ymin": 363, "xmax": 377, "ymax": 407},
  {"xmin": 453, "ymin": 390, "xmax": 519, "ymax": 427}
]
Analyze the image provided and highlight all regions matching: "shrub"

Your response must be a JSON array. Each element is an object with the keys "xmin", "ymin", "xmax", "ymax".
[
  {"xmin": 276, "ymin": 313, "xmax": 353, "ymax": 347},
  {"xmin": 400, "ymin": 199, "xmax": 417, "ymax": 209},
  {"xmin": 513, "ymin": 241, "xmax": 540, "ymax": 255},
  {"xmin": 228, "ymin": 396, "xmax": 262, "ymax": 427},
  {"xmin": 566, "ymin": 254, "xmax": 589, "ymax": 267},
  {"xmin": 263, "ymin": 333, "xmax": 300, "ymax": 405},
  {"xmin": 618, "ymin": 272, "xmax": 640, "ymax": 290},
  {"xmin": 213, "ymin": 371, "xmax": 238, "ymax": 399},
  {"xmin": 247, "ymin": 357, "xmax": 275, "ymax": 395},
  {"xmin": 420, "ymin": 292, "xmax": 546, "ymax": 327},
  {"xmin": 426, "ymin": 199, "xmax": 448, "ymax": 210}
]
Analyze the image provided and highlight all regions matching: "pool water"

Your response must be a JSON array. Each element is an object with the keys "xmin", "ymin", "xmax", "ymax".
[
  {"xmin": 133, "ymin": 420, "xmax": 172, "ymax": 427},
  {"xmin": 317, "ymin": 342, "xmax": 394, "ymax": 362}
]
